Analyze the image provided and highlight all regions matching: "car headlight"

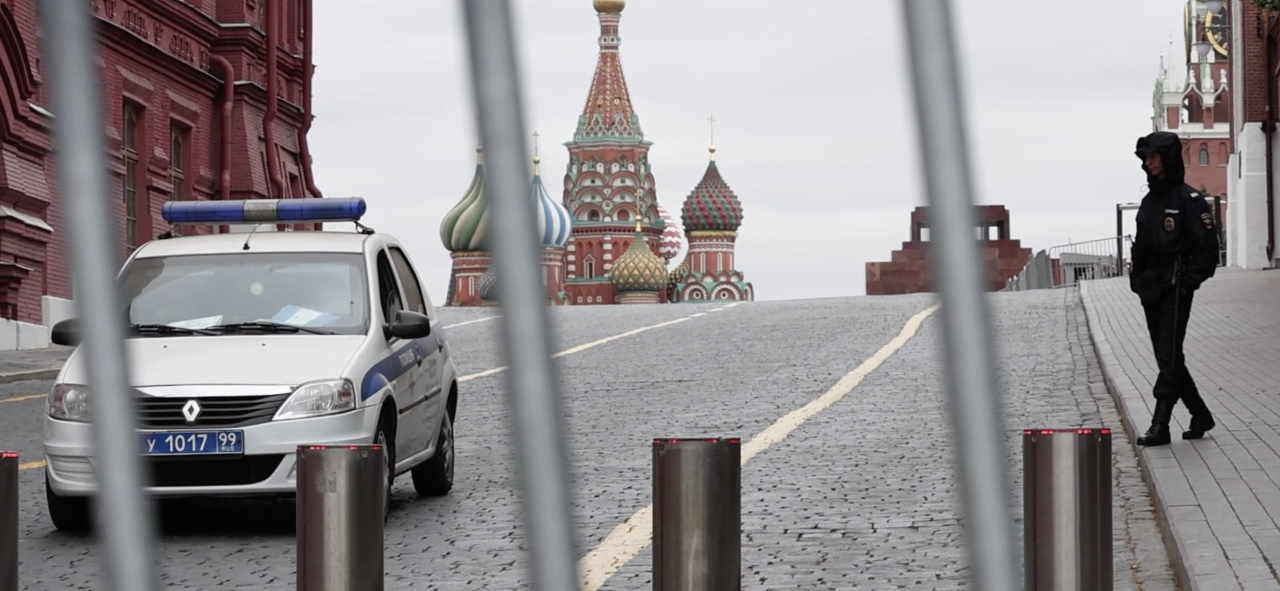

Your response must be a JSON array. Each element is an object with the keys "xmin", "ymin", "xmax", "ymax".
[
  {"xmin": 48, "ymin": 384, "xmax": 91, "ymax": 422},
  {"xmin": 273, "ymin": 379, "xmax": 356, "ymax": 421}
]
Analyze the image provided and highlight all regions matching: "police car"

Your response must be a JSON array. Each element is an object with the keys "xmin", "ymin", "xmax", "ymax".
[{"xmin": 41, "ymin": 197, "xmax": 458, "ymax": 531}]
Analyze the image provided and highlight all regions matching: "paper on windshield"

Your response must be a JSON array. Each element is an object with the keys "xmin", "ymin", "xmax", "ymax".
[{"xmin": 270, "ymin": 305, "xmax": 338, "ymax": 327}]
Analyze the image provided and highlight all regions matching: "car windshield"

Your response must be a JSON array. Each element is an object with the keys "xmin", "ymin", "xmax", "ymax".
[{"xmin": 118, "ymin": 252, "xmax": 370, "ymax": 336}]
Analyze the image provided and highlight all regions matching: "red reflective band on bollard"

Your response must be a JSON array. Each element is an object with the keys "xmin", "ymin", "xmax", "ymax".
[
  {"xmin": 1023, "ymin": 429, "xmax": 1113, "ymax": 590},
  {"xmin": 652, "ymin": 438, "xmax": 740, "ymax": 591},
  {"xmin": 1, "ymin": 451, "xmax": 17, "ymax": 591}
]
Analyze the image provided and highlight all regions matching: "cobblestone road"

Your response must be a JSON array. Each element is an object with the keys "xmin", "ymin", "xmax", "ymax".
[{"xmin": 0, "ymin": 289, "xmax": 1176, "ymax": 589}]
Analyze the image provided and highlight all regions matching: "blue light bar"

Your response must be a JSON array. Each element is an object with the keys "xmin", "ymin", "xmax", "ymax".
[{"xmin": 161, "ymin": 198, "xmax": 367, "ymax": 225}]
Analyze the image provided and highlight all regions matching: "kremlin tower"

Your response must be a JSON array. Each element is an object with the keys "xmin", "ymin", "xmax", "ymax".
[
  {"xmin": 439, "ymin": 147, "xmax": 490, "ymax": 306},
  {"xmin": 667, "ymin": 144, "xmax": 754, "ymax": 302}
]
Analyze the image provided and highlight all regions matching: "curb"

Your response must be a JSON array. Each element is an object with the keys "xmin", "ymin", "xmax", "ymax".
[
  {"xmin": 0, "ymin": 368, "xmax": 60, "ymax": 384},
  {"xmin": 1078, "ymin": 280, "xmax": 1195, "ymax": 591}
]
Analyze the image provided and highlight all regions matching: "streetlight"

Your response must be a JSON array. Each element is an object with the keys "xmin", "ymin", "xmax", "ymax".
[{"xmin": 1207, "ymin": 0, "xmax": 1224, "ymax": 15}]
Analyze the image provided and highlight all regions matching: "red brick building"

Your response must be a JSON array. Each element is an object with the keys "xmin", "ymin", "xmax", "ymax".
[
  {"xmin": 0, "ymin": 0, "xmax": 320, "ymax": 348},
  {"xmin": 864, "ymin": 205, "xmax": 1031, "ymax": 295}
]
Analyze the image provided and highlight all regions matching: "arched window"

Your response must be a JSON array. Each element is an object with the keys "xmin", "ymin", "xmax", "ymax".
[
  {"xmin": 1199, "ymin": 146, "xmax": 1210, "ymax": 167},
  {"xmin": 617, "ymin": 209, "xmax": 630, "ymax": 221},
  {"xmin": 588, "ymin": 210, "xmax": 600, "ymax": 222}
]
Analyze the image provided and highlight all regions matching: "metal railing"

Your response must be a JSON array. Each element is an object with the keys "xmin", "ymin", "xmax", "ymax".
[
  {"xmin": 1005, "ymin": 236, "xmax": 1133, "ymax": 292},
  {"xmin": 34, "ymin": 1, "xmax": 1020, "ymax": 589}
]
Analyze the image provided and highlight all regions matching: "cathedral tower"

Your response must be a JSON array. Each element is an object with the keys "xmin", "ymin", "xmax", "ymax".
[
  {"xmin": 562, "ymin": 0, "xmax": 666, "ymax": 305},
  {"xmin": 439, "ymin": 147, "xmax": 490, "ymax": 306},
  {"xmin": 669, "ymin": 144, "xmax": 754, "ymax": 302}
]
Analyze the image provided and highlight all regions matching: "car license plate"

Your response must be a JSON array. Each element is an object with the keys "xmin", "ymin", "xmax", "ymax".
[{"xmin": 140, "ymin": 431, "xmax": 244, "ymax": 456}]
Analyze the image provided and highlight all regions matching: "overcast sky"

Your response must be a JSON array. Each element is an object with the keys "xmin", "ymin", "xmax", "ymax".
[{"xmin": 308, "ymin": 0, "xmax": 1186, "ymax": 302}]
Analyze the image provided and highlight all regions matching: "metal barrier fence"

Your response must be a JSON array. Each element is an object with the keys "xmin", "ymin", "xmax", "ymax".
[
  {"xmin": 34, "ymin": 0, "xmax": 1021, "ymax": 589},
  {"xmin": 1005, "ymin": 236, "xmax": 1133, "ymax": 292}
]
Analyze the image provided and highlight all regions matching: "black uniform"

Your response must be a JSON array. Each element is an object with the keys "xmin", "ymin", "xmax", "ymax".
[{"xmin": 1130, "ymin": 131, "xmax": 1220, "ymax": 447}]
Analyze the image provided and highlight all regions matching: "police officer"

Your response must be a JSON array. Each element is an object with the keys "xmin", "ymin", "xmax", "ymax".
[{"xmin": 1130, "ymin": 130, "xmax": 1220, "ymax": 447}]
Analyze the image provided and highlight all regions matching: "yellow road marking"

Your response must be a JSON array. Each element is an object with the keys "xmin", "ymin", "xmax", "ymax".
[
  {"xmin": 0, "ymin": 393, "xmax": 43, "ymax": 404},
  {"xmin": 575, "ymin": 303, "xmax": 940, "ymax": 591},
  {"xmin": 19, "ymin": 461, "xmax": 44, "ymax": 471},
  {"xmin": 457, "ymin": 308, "xmax": 733, "ymax": 383}
]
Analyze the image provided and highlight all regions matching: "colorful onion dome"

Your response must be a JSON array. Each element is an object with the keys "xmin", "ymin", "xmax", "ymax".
[
  {"xmin": 594, "ymin": 0, "xmax": 624, "ymax": 13},
  {"xmin": 532, "ymin": 155, "xmax": 572, "ymax": 248},
  {"xmin": 477, "ymin": 267, "xmax": 498, "ymax": 302},
  {"xmin": 656, "ymin": 204, "xmax": 682, "ymax": 263},
  {"xmin": 440, "ymin": 147, "xmax": 490, "ymax": 252},
  {"xmin": 680, "ymin": 146, "xmax": 743, "ymax": 233},
  {"xmin": 609, "ymin": 221, "xmax": 668, "ymax": 293}
]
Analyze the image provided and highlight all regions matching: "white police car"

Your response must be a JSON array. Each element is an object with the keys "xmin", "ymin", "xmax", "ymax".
[{"xmin": 42, "ymin": 197, "xmax": 458, "ymax": 531}]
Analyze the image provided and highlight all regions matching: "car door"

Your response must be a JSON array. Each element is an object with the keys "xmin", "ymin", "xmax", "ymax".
[
  {"xmin": 374, "ymin": 249, "xmax": 423, "ymax": 460},
  {"xmin": 386, "ymin": 246, "xmax": 441, "ymax": 454}
]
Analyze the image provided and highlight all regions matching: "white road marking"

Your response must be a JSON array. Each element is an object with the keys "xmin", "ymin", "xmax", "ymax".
[
  {"xmin": 575, "ymin": 303, "xmax": 940, "ymax": 591},
  {"xmin": 444, "ymin": 316, "xmax": 501, "ymax": 329},
  {"xmin": 457, "ymin": 311, "xmax": 715, "ymax": 383}
]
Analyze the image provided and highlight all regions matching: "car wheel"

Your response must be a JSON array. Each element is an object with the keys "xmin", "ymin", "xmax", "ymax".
[
  {"xmin": 374, "ymin": 412, "xmax": 396, "ymax": 521},
  {"xmin": 411, "ymin": 411, "xmax": 454, "ymax": 496},
  {"xmin": 45, "ymin": 474, "xmax": 91, "ymax": 533}
]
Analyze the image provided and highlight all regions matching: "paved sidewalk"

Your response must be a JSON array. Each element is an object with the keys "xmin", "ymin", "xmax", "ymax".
[
  {"xmin": 0, "ymin": 346, "xmax": 71, "ymax": 383},
  {"xmin": 1081, "ymin": 269, "xmax": 1280, "ymax": 591}
]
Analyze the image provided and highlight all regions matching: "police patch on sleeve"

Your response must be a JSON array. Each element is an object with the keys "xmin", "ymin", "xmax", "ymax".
[{"xmin": 1201, "ymin": 212, "xmax": 1214, "ymax": 229}]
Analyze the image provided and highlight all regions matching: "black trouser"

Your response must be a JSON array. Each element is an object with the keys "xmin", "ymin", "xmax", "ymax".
[{"xmin": 1141, "ymin": 285, "xmax": 1208, "ymax": 414}]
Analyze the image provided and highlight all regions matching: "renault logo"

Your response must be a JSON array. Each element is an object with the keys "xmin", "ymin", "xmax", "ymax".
[{"xmin": 182, "ymin": 400, "xmax": 202, "ymax": 423}]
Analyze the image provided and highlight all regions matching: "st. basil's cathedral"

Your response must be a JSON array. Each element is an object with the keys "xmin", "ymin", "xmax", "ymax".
[{"xmin": 438, "ymin": 0, "xmax": 754, "ymax": 306}]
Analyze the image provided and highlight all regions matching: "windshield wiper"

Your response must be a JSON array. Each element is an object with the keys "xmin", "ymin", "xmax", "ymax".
[
  {"xmin": 208, "ymin": 321, "xmax": 337, "ymax": 335},
  {"xmin": 130, "ymin": 323, "xmax": 218, "ymax": 336}
]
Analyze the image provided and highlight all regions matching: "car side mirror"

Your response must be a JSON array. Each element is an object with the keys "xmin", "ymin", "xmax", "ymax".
[
  {"xmin": 385, "ymin": 310, "xmax": 431, "ymax": 341},
  {"xmin": 51, "ymin": 318, "xmax": 81, "ymax": 347}
]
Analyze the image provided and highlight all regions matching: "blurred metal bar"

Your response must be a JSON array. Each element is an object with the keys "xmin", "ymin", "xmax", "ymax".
[
  {"xmin": 1, "ymin": 452, "xmax": 16, "ymax": 591},
  {"xmin": 35, "ymin": 3, "xmax": 161, "ymax": 591},
  {"xmin": 1023, "ymin": 429, "xmax": 1113, "ymax": 590},
  {"xmin": 651, "ymin": 438, "xmax": 741, "ymax": 591},
  {"xmin": 457, "ymin": 2, "xmax": 579, "ymax": 591},
  {"xmin": 898, "ymin": 3, "xmax": 1019, "ymax": 591},
  {"xmin": 296, "ymin": 445, "xmax": 386, "ymax": 591}
]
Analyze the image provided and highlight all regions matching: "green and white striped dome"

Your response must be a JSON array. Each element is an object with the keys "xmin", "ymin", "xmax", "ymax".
[{"xmin": 440, "ymin": 147, "xmax": 490, "ymax": 252}]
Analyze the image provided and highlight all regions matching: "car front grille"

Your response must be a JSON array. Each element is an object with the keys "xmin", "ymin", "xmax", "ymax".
[
  {"xmin": 135, "ymin": 393, "xmax": 291, "ymax": 429},
  {"xmin": 146, "ymin": 454, "xmax": 285, "ymax": 487}
]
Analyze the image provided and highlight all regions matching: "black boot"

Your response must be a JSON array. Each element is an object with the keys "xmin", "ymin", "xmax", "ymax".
[
  {"xmin": 1137, "ymin": 400, "xmax": 1175, "ymax": 447},
  {"xmin": 1181, "ymin": 400, "xmax": 1215, "ymax": 440}
]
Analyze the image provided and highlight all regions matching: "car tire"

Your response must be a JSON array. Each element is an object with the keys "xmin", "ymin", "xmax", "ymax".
[
  {"xmin": 374, "ymin": 411, "xmax": 396, "ymax": 521},
  {"xmin": 45, "ymin": 474, "xmax": 91, "ymax": 533},
  {"xmin": 411, "ymin": 411, "xmax": 454, "ymax": 497}
]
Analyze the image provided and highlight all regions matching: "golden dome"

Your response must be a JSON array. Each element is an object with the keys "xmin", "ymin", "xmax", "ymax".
[
  {"xmin": 609, "ymin": 222, "xmax": 667, "ymax": 293},
  {"xmin": 593, "ymin": 0, "xmax": 625, "ymax": 13}
]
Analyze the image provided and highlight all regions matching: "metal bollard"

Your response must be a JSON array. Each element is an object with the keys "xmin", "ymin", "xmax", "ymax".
[
  {"xmin": 296, "ymin": 445, "xmax": 385, "ymax": 591},
  {"xmin": 652, "ymin": 438, "xmax": 741, "ymax": 591},
  {"xmin": 1022, "ymin": 428, "xmax": 1113, "ymax": 591},
  {"xmin": 1, "ymin": 452, "xmax": 15, "ymax": 591}
]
